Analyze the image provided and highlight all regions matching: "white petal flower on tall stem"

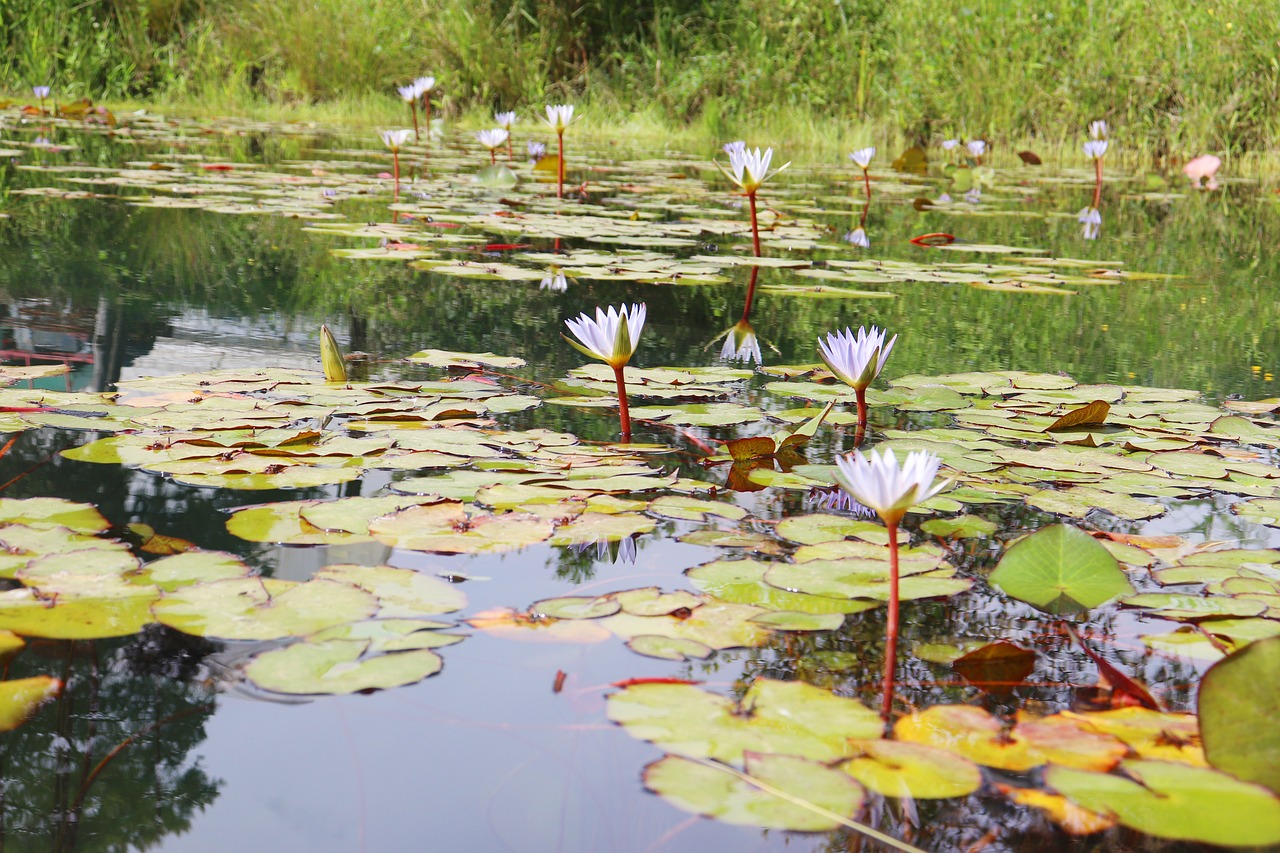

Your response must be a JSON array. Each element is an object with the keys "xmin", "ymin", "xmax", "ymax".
[
  {"xmin": 495, "ymin": 111, "xmax": 517, "ymax": 158},
  {"xmin": 414, "ymin": 77, "xmax": 436, "ymax": 146},
  {"xmin": 850, "ymin": 147, "xmax": 875, "ymax": 170},
  {"xmin": 1089, "ymin": 120, "xmax": 1108, "ymax": 140},
  {"xmin": 33, "ymin": 85, "xmax": 50, "ymax": 102},
  {"xmin": 1083, "ymin": 139, "xmax": 1109, "ymax": 160},
  {"xmin": 378, "ymin": 129, "xmax": 412, "ymax": 198},
  {"xmin": 719, "ymin": 319, "xmax": 761, "ymax": 364},
  {"xmin": 398, "ymin": 84, "xmax": 422, "ymax": 139},
  {"xmin": 832, "ymin": 447, "xmax": 949, "ymax": 718},
  {"xmin": 966, "ymin": 139, "xmax": 986, "ymax": 159},
  {"xmin": 941, "ymin": 138, "xmax": 959, "ymax": 151},
  {"xmin": 475, "ymin": 128, "xmax": 509, "ymax": 164},
  {"xmin": 543, "ymin": 104, "xmax": 576, "ymax": 197},
  {"xmin": 528, "ymin": 140, "xmax": 547, "ymax": 163},
  {"xmin": 716, "ymin": 146, "xmax": 790, "ymax": 257},
  {"xmin": 818, "ymin": 325, "xmax": 896, "ymax": 443},
  {"xmin": 563, "ymin": 303, "xmax": 646, "ymax": 439},
  {"xmin": 723, "ymin": 140, "xmax": 746, "ymax": 156}
]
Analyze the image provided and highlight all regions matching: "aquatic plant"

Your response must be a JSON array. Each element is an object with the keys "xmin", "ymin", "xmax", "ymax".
[
  {"xmin": 832, "ymin": 448, "xmax": 949, "ymax": 717},
  {"xmin": 319, "ymin": 324, "xmax": 346, "ymax": 382},
  {"xmin": 543, "ymin": 104, "xmax": 576, "ymax": 198},
  {"xmin": 415, "ymin": 76, "xmax": 436, "ymax": 138},
  {"xmin": 378, "ymin": 128, "xmax": 412, "ymax": 198},
  {"xmin": 495, "ymin": 110, "xmax": 516, "ymax": 158},
  {"xmin": 719, "ymin": 319, "xmax": 761, "ymax": 364},
  {"xmin": 1078, "ymin": 206, "xmax": 1102, "ymax": 240},
  {"xmin": 32, "ymin": 85, "xmax": 49, "ymax": 114},
  {"xmin": 398, "ymin": 83, "xmax": 420, "ymax": 139},
  {"xmin": 717, "ymin": 145, "xmax": 789, "ymax": 257},
  {"xmin": 1085, "ymin": 121, "xmax": 1109, "ymax": 207},
  {"xmin": 1184, "ymin": 154, "xmax": 1222, "ymax": 190},
  {"xmin": 849, "ymin": 146, "xmax": 875, "ymax": 201},
  {"xmin": 563, "ymin": 303, "xmax": 646, "ymax": 439},
  {"xmin": 539, "ymin": 271, "xmax": 568, "ymax": 292},
  {"xmin": 817, "ymin": 325, "xmax": 896, "ymax": 444},
  {"xmin": 966, "ymin": 139, "xmax": 986, "ymax": 163},
  {"xmin": 527, "ymin": 140, "xmax": 546, "ymax": 163},
  {"xmin": 843, "ymin": 227, "xmax": 870, "ymax": 248},
  {"xmin": 475, "ymin": 128, "xmax": 509, "ymax": 165}
]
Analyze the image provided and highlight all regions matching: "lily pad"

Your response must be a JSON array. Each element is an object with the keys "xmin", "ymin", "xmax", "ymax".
[
  {"xmin": 245, "ymin": 639, "xmax": 443, "ymax": 695},
  {"xmin": 1199, "ymin": 636, "xmax": 1280, "ymax": 792},
  {"xmin": 989, "ymin": 524, "xmax": 1132, "ymax": 613}
]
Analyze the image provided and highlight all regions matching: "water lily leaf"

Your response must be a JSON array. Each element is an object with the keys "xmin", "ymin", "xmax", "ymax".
[
  {"xmin": 226, "ymin": 500, "xmax": 375, "ymax": 546},
  {"xmin": 298, "ymin": 495, "xmax": 443, "ymax": 535},
  {"xmin": 647, "ymin": 496, "xmax": 746, "ymax": 522},
  {"xmin": 918, "ymin": 514, "xmax": 996, "ymax": 539},
  {"xmin": 0, "ymin": 525, "xmax": 133, "ymax": 579},
  {"xmin": 678, "ymin": 529, "xmax": 786, "ymax": 554},
  {"xmin": 989, "ymin": 524, "xmax": 1132, "ymax": 614},
  {"xmin": 548, "ymin": 512, "xmax": 655, "ymax": 544},
  {"xmin": 610, "ymin": 588, "xmax": 704, "ymax": 616},
  {"xmin": 686, "ymin": 560, "xmax": 877, "ymax": 615},
  {"xmin": 763, "ymin": 560, "xmax": 971, "ymax": 602},
  {"xmin": 406, "ymin": 349, "xmax": 526, "ymax": 369},
  {"xmin": 626, "ymin": 635, "xmax": 713, "ymax": 661},
  {"xmin": 368, "ymin": 503, "xmax": 554, "ymax": 553},
  {"xmin": 245, "ymin": 639, "xmax": 443, "ymax": 695},
  {"xmin": 895, "ymin": 706, "xmax": 1127, "ymax": 772},
  {"xmin": 1199, "ymin": 636, "xmax": 1280, "ymax": 792},
  {"xmin": 309, "ymin": 618, "xmax": 462, "ymax": 652},
  {"xmin": 1046, "ymin": 760, "xmax": 1280, "ymax": 846},
  {"xmin": 1234, "ymin": 498, "xmax": 1280, "ymax": 527},
  {"xmin": 0, "ymin": 676, "xmax": 61, "ymax": 731},
  {"xmin": 152, "ymin": 578, "xmax": 378, "ymax": 640},
  {"xmin": 642, "ymin": 753, "xmax": 865, "ymax": 832},
  {"xmin": 776, "ymin": 514, "xmax": 902, "ymax": 546},
  {"xmin": 0, "ymin": 498, "xmax": 109, "ymax": 534},
  {"xmin": 1060, "ymin": 708, "xmax": 1204, "ymax": 766},
  {"xmin": 530, "ymin": 595, "xmax": 621, "ymax": 620},
  {"xmin": 1121, "ymin": 593, "xmax": 1265, "ymax": 620},
  {"xmin": 314, "ymin": 565, "xmax": 466, "ymax": 616},
  {"xmin": 1026, "ymin": 486, "xmax": 1164, "ymax": 521},
  {"xmin": 749, "ymin": 610, "xmax": 844, "ymax": 631},
  {"xmin": 465, "ymin": 607, "xmax": 613, "ymax": 644},
  {"xmin": 952, "ymin": 641, "xmax": 1036, "ymax": 693},
  {"xmin": 996, "ymin": 785, "xmax": 1116, "ymax": 835},
  {"xmin": 629, "ymin": 403, "xmax": 763, "ymax": 427},
  {"xmin": 1045, "ymin": 400, "xmax": 1110, "ymax": 432},
  {"xmin": 598, "ymin": 600, "xmax": 773, "ymax": 650},
  {"xmin": 0, "ymin": 588, "xmax": 155, "ymax": 639},
  {"xmin": 839, "ymin": 740, "xmax": 982, "ymax": 799},
  {"xmin": 608, "ymin": 678, "xmax": 883, "ymax": 763}
]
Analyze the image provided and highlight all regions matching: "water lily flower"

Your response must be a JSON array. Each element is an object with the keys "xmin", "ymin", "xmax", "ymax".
[
  {"xmin": 719, "ymin": 319, "xmax": 762, "ymax": 364},
  {"xmin": 379, "ymin": 129, "xmax": 412, "ymax": 197},
  {"xmin": 843, "ymin": 227, "xmax": 870, "ymax": 248},
  {"xmin": 398, "ymin": 84, "xmax": 422, "ymax": 139},
  {"xmin": 966, "ymin": 139, "xmax": 986, "ymax": 159},
  {"xmin": 832, "ymin": 446, "xmax": 949, "ymax": 717},
  {"xmin": 528, "ymin": 140, "xmax": 547, "ymax": 163},
  {"xmin": 475, "ymin": 128, "xmax": 509, "ymax": 164},
  {"xmin": 33, "ymin": 85, "xmax": 50, "ymax": 99},
  {"xmin": 415, "ymin": 77, "xmax": 437, "ymax": 143},
  {"xmin": 1083, "ymin": 139, "xmax": 1109, "ymax": 160},
  {"xmin": 563, "ymin": 303, "xmax": 646, "ymax": 438},
  {"xmin": 495, "ymin": 111, "xmax": 517, "ymax": 157},
  {"xmin": 540, "ymin": 272, "xmax": 568, "ymax": 292},
  {"xmin": 849, "ymin": 147, "xmax": 875, "ymax": 170},
  {"xmin": 571, "ymin": 536, "xmax": 637, "ymax": 565},
  {"xmin": 805, "ymin": 486, "xmax": 875, "ymax": 517},
  {"xmin": 1078, "ymin": 206, "xmax": 1102, "ymax": 240},
  {"xmin": 818, "ymin": 325, "xmax": 896, "ymax": 442},
  {"xmin": 543, "ymin": 104, "xmax": 576, "ymax": 197},
  {"xmin": 941, "ymin": 138, "xmax": 959, "ymax": 151},
  {"xmin": 717, "ymin": 146, "xmax": 790, "ymax": 257},
  {"xmin": 723, "ymin": 140, "xmax": 746, "ymax": 156},
  {"xmin": 1183, "ymin": 154, "xmax": 1222, "ymax": 190},
  {"xmin": 1089, "ymin": 120, "xmax": 1108, "ymax": 140},
  {"xmin": 319, "ymin": 324, "xmax": 347, "ymax": 383}
]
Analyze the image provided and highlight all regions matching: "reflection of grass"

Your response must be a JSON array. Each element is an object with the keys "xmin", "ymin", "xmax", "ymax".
[{"xmin": 3, "ymin": 0, "xmax": 1279, "ymax": 154}]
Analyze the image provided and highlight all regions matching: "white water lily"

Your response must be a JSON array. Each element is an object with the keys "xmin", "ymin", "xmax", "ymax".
[
  {"xmin": 414, "ymin": 76, "xmax": 436, "ymax": 96},
  {"xmin": 833, "ymin": 448, "xmax": 950, "ymax": 526},
  {"xmin": 723, "ymin": 140, "xmax": 746, "ymax": 156},
  {"xmin": 1089, "ymin": 120, "xmax": 1108, "ymax": 140},
  {"xmin": 719, "ymin": 146, "xmax": 790, "ymax": 194},
  {"xmin": 850, "ymin": 147, "xmax": 876, "ymax": 169},
  {"xmin": 719, "ymin": 320, "xmax": 761, "ymax": 364},
  {"xmin": 543, "ymin": 104, "xmax": 576, "ymax": 132},
  {"xmin": 967, "ymin": 139, "xmax": 986, "ymax": 158},
  {"xmin": 540, "ymin": 272, "xmax": 568, "ymax": 292},
  {"xmin": 941, "ymin": 138, "xmax": 959, "ymax": 151},
  {"xmin": 379, "ymin": 129, "xmax": 412, "ymax": 151},
  {"xmin": 33, "ymin": 85, "xmax": 50, "ymax": 99},
  {"xmin": 476, "ymin": 128, "xmax": 509, "ymax": 150},
  {"xmin": 563, "ymin": 303, "xmax": 646, "ymax": 368},
  {"xmin": 397, "ymin": 84, "xmax": 418, "ymax": 102},
  {"xmin": 818, "ymin": 325, "xmax": 896, "ymax": 390},
  {"xmin": 528, "ymin": 141, "xmax": 547, "ymax": 161},
  {"xmin": 495, "ymin": 111, "xmax": 516, "ymax": 129},
  {"xmin": 1084, "ymin": 139, "xmax": 1109, "ymax": 159}
]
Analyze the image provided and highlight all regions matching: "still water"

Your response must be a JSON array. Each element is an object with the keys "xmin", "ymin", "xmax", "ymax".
[{"xmin": 0, "ymin": 113, "xmax": 1276, "ymax": 851}]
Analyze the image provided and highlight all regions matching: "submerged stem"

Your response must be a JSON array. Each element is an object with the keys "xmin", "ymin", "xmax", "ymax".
[
  {"xmin": 862, "ymin": 167, "xmax": 872, "ymax": 202},
  {"xmin": 1093, "ymin": 158, "xmax": 1103, "ymax": 208},
  {"xmin": 613, "ymin": 364, "xmax": 631, "ymax": 441},
  {"xmin": 882, "ymin": 518, "xmax": 901, "ymax": 722},
  {"xmin": 741, "ymin": 266, "xmax": 759, "ymax": 321},
  {"xmin": 557, "ymin": 130, "xmax": 566, "ymax": 198}
]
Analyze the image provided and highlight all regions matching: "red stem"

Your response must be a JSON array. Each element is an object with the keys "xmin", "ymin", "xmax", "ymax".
[
  {"xmin": 882, "ymin": 519, "xmax": 900, "ymax": 722},
  {"xmin": 613, "ymin": 364, "xmax": 631, "ymax": 441},
  {"xmin": 1093, "ymin": 158, "xmax": 1103, "ymax": 208},
  {"xmin": 557, "ymin": 130, "xmax": 566, "ymax": 198},
  {"xmin": 410, "ymin": 102, "xmax": 419, "ymax": 141},
  {"xmin": 747, "ymin": 191, "xmax": 761, "ymax": 257},
  {"xmin": 423, "ymin": 94, "xmax": 432, "ymax": 153},
  {"xmin": 854, "ymin": 387, "xmax": 868, "ymax": 446},
  {"xmin": 741, "ymin": 266, "xmax": 759, "ymax": 321},
  {"xmin": 392, "ymin": 151, "xmax": 400, "ymax": 203},
  {"xmin": 862, "ymin": 168, "xmax": 872, "ymax": 202},
  {"xmin": 507, "ymin": 137, "xmax": 513, "ymax": 160},
  {"xmin": 490, "ymin": 149, "xmax": 496, "ymax": 166}
]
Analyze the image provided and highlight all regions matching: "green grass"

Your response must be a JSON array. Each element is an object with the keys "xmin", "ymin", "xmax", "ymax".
[{"xmin": 4, "ymin": 0, "xmax": 1278, "ymax": 161}]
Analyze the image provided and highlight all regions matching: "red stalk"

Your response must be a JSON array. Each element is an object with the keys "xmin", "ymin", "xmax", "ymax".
[
  {"xmin": 881, "ymin": 518, "xmax": 901, "ymax": 721},
  {"xmin": 612, "ymin": 364, "xmax": 631, "ymax": 441},
  {"xmin": 862, "ymin": 167, "xmax": 872, "ymax": 202},
  {"xmin": 747, "ymin": 191, "xmax": 761, "ymax": 257},
  {"xmin": 489, "ymin": 149, "xmax": 496, "ymax": 166},
  {"xmin": 392, "ymin": 151, "xmax": 400, "ymax": 203},
  {"xmin": 854, "ymin": 386, "xmax": 868, "ymax": 447},
  {"xmin": 507, "ymin": 136, "xmax": 513, "ymax": 160},
  {"xmin": 410, "ymin": 102, "xmax": 419, "ymax": 141},
  {"xmin": 1093, "ymin": 158, "xmax": 1103, "ymax": 208},
  {"xmin": 557, "ymin": 129, "xmax": 566, "ymax": 198},
  {"xmin": 741, "ymin": 266, "xmax": 759, "ymax": 321}
]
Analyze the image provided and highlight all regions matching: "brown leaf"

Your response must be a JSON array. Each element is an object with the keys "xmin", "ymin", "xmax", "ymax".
[
  {"xmin": 1017, "ymin": 151, "xmax": 1043, "ymax": 165},
  {"xmin": 1045, "ymin": 400, "xmax": 1110, "ymax": 432},
  {"xmin": 953, "ymin": 641, "xmax": 1036, "ymax": 694}
]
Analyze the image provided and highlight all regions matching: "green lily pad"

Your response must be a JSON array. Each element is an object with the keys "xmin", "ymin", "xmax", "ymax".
[
  {"xmin": 314, "ymin": 565, "xmax": 466, "ymax": 616},
  {"xmin": 839, "ymin": 740, "xmax": 982, "ymax": 799},
  {"xmin": 918, "ymin": 515, "xmax": 996, "ymax": 539},
  {"xmin": 1199, "ymin": 636, "xmax": 1280, "ymax": 793},
  {"xmin": 0, "ymin": 588, "xmax": 155, "ymax": 639},
  {"xmin": 0, "ymin": 676, "xmax": 61, "ymax": 731},
  {"xmin": 989, "ymin": 524, "xmax": 1132, "ymax": 614},
  {"xmin": 152, "ymin": 578, "xmax": 378, "ymax": 640},
  {"xmin": 369, "ymin": 503, "xmax": 554, "ymax": 553},
  {"xmin": 686, "ymin": 560, "xmax": 878, "ymax": 615},
  {"xmin": 245, "ymin": 639, "xmax": 443, "ymax": 695},
  {"xmin": 626, "ymin": 635, "xmax": 714, "ymax": 661}
]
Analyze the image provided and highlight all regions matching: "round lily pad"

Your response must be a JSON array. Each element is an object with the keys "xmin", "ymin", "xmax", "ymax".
[
  {"xmin": 152, "ymin": 578, "xmax": 378, "ymax": 640},
  {"xmin": 245, "ymin": 639, "xmax": 443, "ymax": 695},
  {"xmin": 839, "ymin": 740, "xmax": 982, "ymax": 799}
]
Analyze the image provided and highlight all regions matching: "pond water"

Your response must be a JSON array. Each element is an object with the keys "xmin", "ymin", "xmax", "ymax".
[{"xmin": 0, "ymin": 108, "xmax": 1278, "ymax": 852}]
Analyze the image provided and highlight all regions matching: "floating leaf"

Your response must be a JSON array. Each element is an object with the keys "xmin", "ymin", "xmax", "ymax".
[
  {"xmin": 952, "ymin": 641, "xmax": 1036, "ymax": 694},
  {"xmin": 840, "ymin": 740, "xmax": 982, "ymax": 799},
  {"xmin": 1199, "ymin": 636, "xmax": 1280, "ymax": 792},
  {"xmin": 627, "ymin": 635, "xmax": 713, "ymax": 661},
  {"xmin": 989, "ymin": 524, "xmax": 1132, "ymax": 613},
  {"xmin": 1045, "ymin": 400, "xmax": 1110, "ymax": 432},
  {"xmin": 152, "ymin": 578, "xmax": 378, "ymax": 640},
  {"xmin": 0, "ymin": 676, "xmax": 61, "ymax": 731},
  {"xmin": 245, "ymin": 639, "xmax": 443, "ymax": 695}
]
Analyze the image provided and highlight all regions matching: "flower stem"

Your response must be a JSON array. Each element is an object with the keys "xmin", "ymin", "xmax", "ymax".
[
  {"xmin": 862, "ymin": 168, "xmax": 872, "ymax": 202},
  {"xmin": 854, "ymin": 386, "xmax": 868, "ymax": 447},
  {"xmin": 490, "ymin": 149, "xmax": 496, "ymax": 166},
  {"xmin": 741, "ymin": 266, "xmax": 759, "ymax": 321},
  {"xmin": 410, "ymin": 102, "xmax": 419, "ymax": 141},
  {"xmin": 557, "ymin": 130, "xmax": 566, "ymax": 198},
  {"xmin": 423, "ymin": 94, "xmax": 431, "ymax": 144},
  {"xmin": 881, "ymin": 518, "xmax": 901, "ymax": 722},
  {"xmin": 612, "ymin": 364, "xmax": 631, "ymax": 441},
  {"xmin": 507, "ymin": 136, "xmax": 513, "ymax": 161},
  {"xmin": 392, "ymin": 151, "xmax": 400, "ymax": 203},
  {"xmin": 1093, "ymin": 158, "xmax": 1103, "ymax": 208},
  {"xmin": 747, "ymin": 191, "xmax": 762, "ymax": 257}
]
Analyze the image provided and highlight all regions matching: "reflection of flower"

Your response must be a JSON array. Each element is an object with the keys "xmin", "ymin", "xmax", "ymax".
[
  {"xmin": 528, "ymin": 141, "xmax": 546, "ymax": 161},
  {"xmin": 1183, "ymin": 154, "xmax": 1221, "ymax": 190},
  {"xmin": 495, "ymin": 111, "xmax": 516, "ymax": 129},
  {"xmin": 719, "ymin": 319, "xmax": 762, "ymax": 364},
  {"xmin": 719, "ymin": 146, "xmax": 789, "ymax": 194},
  {"xmin": 540, "ymin": 272, "xmax": 568, "ymax": 292},
  {"xmin": 543, "ymin": 104, "xmax": 576, "ymax": 132},
  {"xmin": 1078, "ymin": 206, "xmax": 1102, "ymax": 240},
  {"xmin": 843, "ymin": 227, "xmax": 870, "ymax": 248},
  {"xmin": 818, "ymin": 325, "xmax": 896, "ymax": 391},
  {"xmin": 966, "ymin": 140, "xmax": 986, "ymax": 158},
  {"xmin": 1089, "ymin": 120, "xmax": 1108, "ymax": 140},
  {"xmin": 1083, "ymin": 139, "xmax": 1109, "ymax": 160},
  {"xmin": 849, "ymin": 147, "xmax": 876, "ymax": 169},
  {"xmin": 33, "ymin": 85, "xmax": 50, "ymax": 100},
  {"xmin": 833, "ymin": 448, "xmax": 949, "ymax": 526},
  {"xmin": 964, "ymin": 187, "xmax": 982, "ymax": 204},
  {"xmin": 476, "ymin": 128, "xmax": 509, "ymax": 150},
  {"xmin": 571, "ymin": 536, "xmax": 638, "ymax": 565},
  {"xmin": 806, "ymin": 486, "xmax": 875, "ymax": 517},
  {"xmin": 564, "ymin": 303, "xmax": 646, "ymax": 368},
  {"xmin": 379, "ymin": 129, "xmax": 412, "ymax": 151}
]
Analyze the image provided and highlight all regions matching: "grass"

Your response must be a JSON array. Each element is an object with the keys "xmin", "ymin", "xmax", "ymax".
[{"xmin": 4, "ymin": 0, "xmax": 1278, "ymax": 162}]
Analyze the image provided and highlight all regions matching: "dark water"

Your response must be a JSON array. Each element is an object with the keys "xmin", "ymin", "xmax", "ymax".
[{"xmin": 0, "ymin": 119, "xmax": 1276, "ymax": 851}]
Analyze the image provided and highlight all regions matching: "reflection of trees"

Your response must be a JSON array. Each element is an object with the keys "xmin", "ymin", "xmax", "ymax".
[{"xmin": 0, "ymin": 630, "xmax": 221, "ymax": 852}]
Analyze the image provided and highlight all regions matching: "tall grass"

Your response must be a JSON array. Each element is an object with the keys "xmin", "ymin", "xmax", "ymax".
[{"xmin": 2, "ymin": 0, "xmax": 1277, "ymax": 156}]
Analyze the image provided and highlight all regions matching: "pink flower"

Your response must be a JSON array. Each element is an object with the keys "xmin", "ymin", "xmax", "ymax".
[{"xmin": 1183, "ymin": 155, "xmax": 1222, "ymax": 190}]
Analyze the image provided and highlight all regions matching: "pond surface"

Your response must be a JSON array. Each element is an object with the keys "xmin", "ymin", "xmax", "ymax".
[{"xmin": 0, "ymin": 108, "xmax": 1278, "ymax": 852}]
